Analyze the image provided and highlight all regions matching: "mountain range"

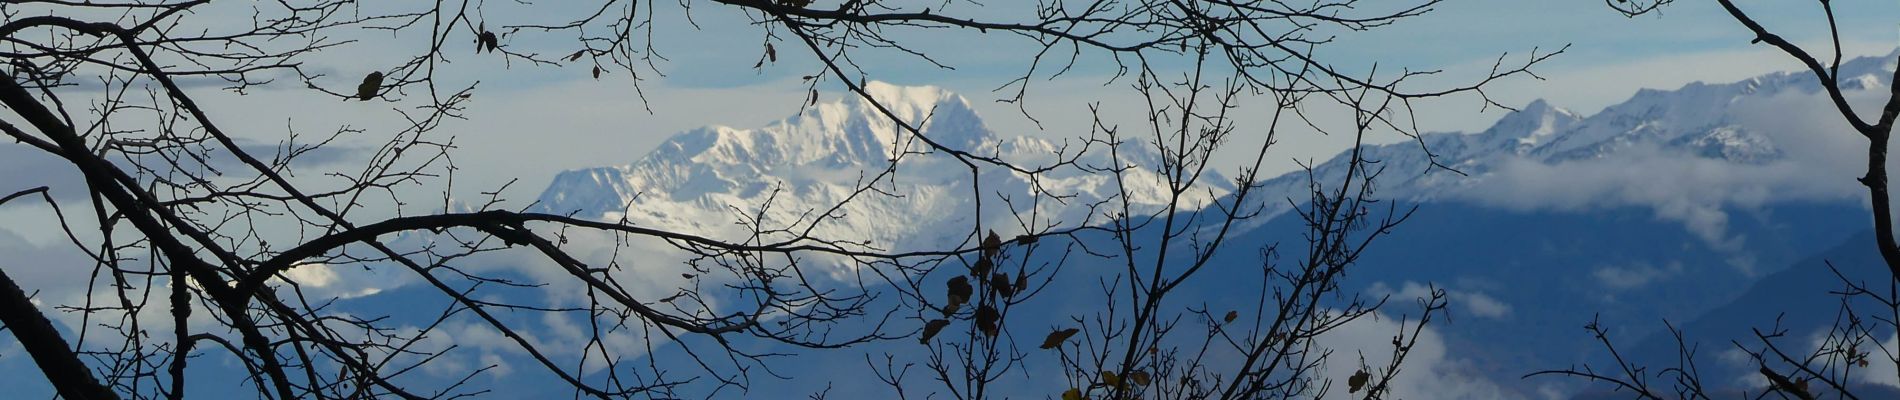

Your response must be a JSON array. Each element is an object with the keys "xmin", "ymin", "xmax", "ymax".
[
  {"xmin": 310, "ymin": 53, "xmax": 1900, "ymax": 397},
  {"xmin": 531, "ymin": 82, "xmax": 1232, "ymax": 253}
]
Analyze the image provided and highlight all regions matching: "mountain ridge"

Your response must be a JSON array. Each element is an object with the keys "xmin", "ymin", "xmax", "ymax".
[
  {"xmin": 505, "ymin": 53, "xmax": 1899, "ymax": 397},
  {"xmin": 530, "ymin": 80, "xmax": 1232, "ymax": 253}
]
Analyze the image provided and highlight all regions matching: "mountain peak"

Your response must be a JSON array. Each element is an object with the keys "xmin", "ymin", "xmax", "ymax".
[
  {"xmin": 857, "ymin": 81, "xmax": 957, "ymax": 115},
  {"xmin": 530, "ymin": 82, "xmax": 1232, "ymax": 252},
  {"xmin": 1836, "ymin": 49, "xmax": 1898, "ymax": 80},
  {"xmin": 535, "ymin": 83, "xmax": 1016, "ymax": 215},
  {"xmin": 846, "ymin": 81, "xmax": 990, "ymax": 148},
  {"xmin": 647, "ymin": 82, "xmax": 995, "ymax": 170},
  {"xmin": 1521, "ymin": 98, "xmax": 1553, "ymax": 112},
  {"xmin": 741, "ymin": 81, "xmax": 993, "ymax": 157},
  {"xmin": 1730, "ymin": 50, "xmax": 1897, "ymax": 95},
  {"xmin": 1479, "ymin": 98, "xmax": 1580, "ymax": 152}
]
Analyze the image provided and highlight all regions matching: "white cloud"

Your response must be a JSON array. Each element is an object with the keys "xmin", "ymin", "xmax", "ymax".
[
  {"xmin": 1369, "ymin": 281, "xmax": 1513, "ymax": 320},
  {"xmin": 392, "ymin": 321, "xmax": 543, "ymax": 380},
  {"xmin": 1714, "ymin": 346, "xmax": 1768, "ymax": 389},
  {"xmin": 1459, "ymin": 145, "xmax": 1858, "ymax": 252},
  {"xmin": 266, "ymin": 261, "xmax": 410, "ymax": 300},
  {"xmin": 1458, "ymin": 292, "xmax": 1514, "ymax": 320},
  {"xmin": 1593, "ymin": 261, "xmax": 1686, "ymax": 290},
  {"xmin": 0, "ymin": 227, "xmax": 226, "ymax": 350},
  {"xmin": 1313, "ymin": 308, "xmax": 1514, "ymax": 399},
  {"xmin": 1857, "ymin": 333, "xmax": 1900, "ymax": 388},
  {"xmin": 1706, "ymin": 327, "xmax": 1900, "ymax": 391},
  {"xmin": 278, "ymin": 263, "xmax": 339, "ymax": 288},
  {"xmin": 1452, "ymin": 83, "xmax": 1892, "ymax": 274}
]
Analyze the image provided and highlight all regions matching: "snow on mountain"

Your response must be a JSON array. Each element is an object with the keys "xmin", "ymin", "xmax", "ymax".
[
  {"xmin": 1184, "ymin": 53, "xmax": 1900, "ymax": 398},
  {"xmin": 1241, "ymin": 51, "xmax": 1900, "ymax": 222},
  {"xmin": 421, "ymin": 52, "xmax": 1900, "ymax": 400},
  {"xmin": 531, "ymin": 81, "xmax": 1230, "ymax": 254},
  {"xmin": 533, "ymin": 52, "xmax": 1891, "ymax": 257}
]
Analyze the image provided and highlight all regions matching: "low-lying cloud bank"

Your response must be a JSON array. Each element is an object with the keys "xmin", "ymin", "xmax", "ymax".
[{"xmin": 1453, "ymin": 88, "xmax": 1883, "ymax": 273}]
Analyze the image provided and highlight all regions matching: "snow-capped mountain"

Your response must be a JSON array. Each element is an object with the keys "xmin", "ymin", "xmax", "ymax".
[
  {"xmin": 1268, "ymin": 50, "xmax": 1898, "ymax": 207},
  {"xmin": 1196, "ymin": 52, "xmax": 1898, "ymax": 398},
  {"xmin": 506, "ymin": 53, "xmax": 1896, "ymax": 398},
  {"xmin": 531, "ymin": 81, "xmax": 1231, "ymax": 252}
]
